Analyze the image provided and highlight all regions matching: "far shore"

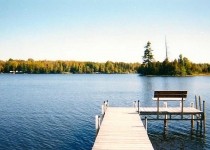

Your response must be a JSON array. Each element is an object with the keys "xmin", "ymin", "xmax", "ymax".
[{"xmin": 1, "ymin": 72, "xmax": 210, "ymax": 77}]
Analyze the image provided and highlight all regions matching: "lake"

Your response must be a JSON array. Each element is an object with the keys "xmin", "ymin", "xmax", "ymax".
[{"xmin": 0, "ymin": 74, "xmax": 209, "ymax": 150}]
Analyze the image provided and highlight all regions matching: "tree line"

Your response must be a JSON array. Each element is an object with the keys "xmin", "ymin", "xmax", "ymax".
[
  {"xmin": 139, "ymin": 41, "xmax": 210, "ymax": 76},
  {"xmin": 1, "ymin": 41, "xmax": 210, "ymax": 75},
  {"xmin": 0, "ymin": 59, "xmax": 140, "ymax": 74},
  {"xmin": 0, "ymin": 57, "xmax": 209, "ymax": 75}
]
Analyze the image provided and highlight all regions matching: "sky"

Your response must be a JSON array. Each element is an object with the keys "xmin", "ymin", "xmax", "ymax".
[{"xmin": 0, "ymin": 0, "xmax": 210, "ymax": 63}]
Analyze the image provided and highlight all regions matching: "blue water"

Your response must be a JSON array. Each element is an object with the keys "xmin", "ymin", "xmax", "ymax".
[{"xmin": 0, "ymin": 74, "xmax": 209, "ymax": 149}]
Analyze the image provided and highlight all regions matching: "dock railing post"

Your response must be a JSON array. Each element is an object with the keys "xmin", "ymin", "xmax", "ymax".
[
  {"xmin": 106, "ymin": 100, "xmax": 109, "ymax": 107},
  {"xmin": 98, "ymin": 116, "xmax": 101, "ymax": 128},
  {"xmin": 101, "ymin": 104, "xmax": 104, "ymax": 115},
  {"xmin": 199, "ymin": 97, "xmax": 203, "ymax": 135},
  {"xmin": 197, "ymin": 121, "xmax": 200, "ymax": 134},
  {"xmin": 164, "ymin": 114, "xmax": 167, "ymax": 130},
  {"xmin": 181, "ymin": 93, "xmax": 184, "ymax": 119},
  {"xmin": 102, "ymin": 100, "xmax": 108, "ymax": 115},
  {"xmin": 104, "ymin": 101, "xmax": 106, "ymax": 112},
  {"xmin": 95, "ymin": 115, "xmax": 99, "ymax": 131},
  {"xmin": 145, "ymin": 116, "xmax": 147, "ymax": 131},
  {"xmin": 203, "ymin": 100, "xmax": 206, "ymax": 134},
  {"xmin": 190, "ymin": 102, "xmax": 194, "ymax": 130},
  {"xmin": 195, "ymin": 95, "xmax": 198, "ymax": 109},
  {"xmin": 197, "ymin": 121, "xmax": 199, "ymax": 131},
  {"xmin": 163, "ymin": 102, "xmax": 168, "ymax": 128},
  {"xmin": 199, "ymin": 96, "xmax": 202, "ymax": 111},
  {"xmin": 157, "ymin": 97, "xmax": 159, "ymax": 119},
  {"xmin": 195, "ymin": 95, "xmax": 200, "ymax": 133}
]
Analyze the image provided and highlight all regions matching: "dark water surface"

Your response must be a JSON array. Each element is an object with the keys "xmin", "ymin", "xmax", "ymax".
[{"xmin": 0, "ymin": 74, "xmax": 209, "ymax": 150}]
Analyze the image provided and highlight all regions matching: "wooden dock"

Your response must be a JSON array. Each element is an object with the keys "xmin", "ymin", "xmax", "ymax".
[
  {"xmin": 92, "ymin": 107, "xmax": 154, "ymax": 150},
  {"xmin": 135, "ymin": 91, "xmax": 206, "ymax": 134},
  {"xmin": 140, "ymin": 107, "xmax": 203, "ymax": 116},
  {"xmin": 92, "ymin": 91, "xmax": 206, "ymax": 149}
]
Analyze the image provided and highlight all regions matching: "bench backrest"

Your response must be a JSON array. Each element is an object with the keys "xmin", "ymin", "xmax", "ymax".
[{"xmin": 154, "ymin": 91, "xmax": 187, "ymax": 98}]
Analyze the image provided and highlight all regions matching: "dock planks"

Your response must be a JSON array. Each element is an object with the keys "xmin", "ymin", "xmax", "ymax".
[
  {"xmin": 92, "ymin": 107, "xmax": 154, "ymax": 150},
  {"xmin": 140, "ymin": 107, "xmax": 202, "ymax": 115}
]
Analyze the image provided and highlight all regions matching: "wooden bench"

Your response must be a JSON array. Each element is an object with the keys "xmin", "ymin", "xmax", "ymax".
[{"xmin": 153, "ymin": 91, "xmax": 187, "ymax": 118}]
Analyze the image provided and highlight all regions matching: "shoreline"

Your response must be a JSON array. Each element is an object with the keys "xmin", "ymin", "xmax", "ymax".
[{"xmin": 1, "ymin": 72, "xmax": 210, "ymax": 76}]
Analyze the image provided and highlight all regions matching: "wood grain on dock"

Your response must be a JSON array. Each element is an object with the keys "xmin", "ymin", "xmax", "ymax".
[{"xmin": 92, "ymin": 107, "xmax": 154, "ymax": 150}]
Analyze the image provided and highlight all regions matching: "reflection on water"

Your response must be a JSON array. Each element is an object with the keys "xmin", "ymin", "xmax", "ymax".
[{"xmin": 0, "ymin": 74, "xmax": 209, "ymax": 149}]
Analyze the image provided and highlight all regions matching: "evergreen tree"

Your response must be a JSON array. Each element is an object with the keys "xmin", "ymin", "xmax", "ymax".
[
  {"xmin": 143, "ymin": 41, "xmax": 154, "ymax": 65},
  {"xmin": 141, "ymin": 41, "xmax": 155, "ymax": 75}
]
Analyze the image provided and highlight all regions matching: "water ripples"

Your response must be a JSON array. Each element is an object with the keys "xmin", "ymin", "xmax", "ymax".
[{"xmin": 0, "ymin": 74, "xmax": 210, "ymax": 149}]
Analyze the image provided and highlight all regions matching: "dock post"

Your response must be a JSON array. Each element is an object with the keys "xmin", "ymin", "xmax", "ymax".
[
  {"xmin": 164, "ymin": 114, "xmax": 168, "ymax": 126},
  {"xmin": 181, "ymin": 96, "xmax": 184, "ymax": 119},
  {"xmin": 138, "ymin": 100, "xmax": 140, "ymax": 113},
  {"xmin": 199, "ymin": 97, "xmax": 202, "ymax": 135},
  {"xmin": 102, "ymin": 104, "xmax": 104, "ymax": 115},
  {"xmin": 200, "ymin": 118, "xmax": 203, "ymax": 135},
  {"xmin": 104, "ymin": 101, "xmax": 106, "ymax": 109},
  {"xmin": 195, "ymin": 95, "xmax": 198, "ymax": 109},
  {"xmin": 164, "ymin": 115, "xmax": 167, "ymax": 130},
  {"xmin": 190, "ymin": 102, "xmax": 194, "ymax": 130},
  {"xmin": 203, "ymin": 101, "xmax": 206, "ymax": 134},
  {"xmin": 196, "ymin": 121, "xmax": 200, "ymax": 136},
  {"xmin": 164, "ymin": 102, "xmax": 168, "ymax": 127},
  {"xmin": 104, "ymin": 101, "xmax": 106, "ymax": 111},
  {"xmin": 98, "ymin": 116, "xmax": 101, "ymax": 128},
  {"xmin": 95, "ymin": 115, "xmax": 99, "ymax": 131},
  {"xmin": 145, "ymin": 117, "xmax": 147, "ymax": 131},
  {"xmin": 107, "ymin": 100, "xmax": 109, "ymax": 106},
  {"xmin": 197, "ymin": 121, "xmax": 199, "ymax": 132},
  {"xmin": 195, "ymin": 95, "xmax": 199, "ymax": 133},
  {"xmin": 199, "ymin": 96, "xmax": 202, "ymax": 111},
  {"xmin": 157, "ymin": 97, "xmax": 159, "ymax": 119},
  {"xmin": 133, "ymin": 101, "xmax": 136, "ymax": 108}
]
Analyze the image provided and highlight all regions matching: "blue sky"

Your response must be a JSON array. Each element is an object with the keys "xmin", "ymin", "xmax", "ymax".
[{"xmin": 0, "ymin": 0, "xmax": 210, "ymax": 63}]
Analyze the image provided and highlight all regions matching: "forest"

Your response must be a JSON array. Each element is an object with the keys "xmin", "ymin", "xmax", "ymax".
[
  {"xmin": 0, "ymin": 59, "xmax": 140, "ymax": 74},
  {"xmin": 138, "ymin": 56, "xmax": 210, "ymax": 76},
  {"xmin": 0, "ymin": 41, "xmax": 210, "ymax": 75},
  {"xmin": 138, "ymin": 41, "xmax": 210, "ymax": 76},
  {"xmin": 0, "ymin": 57, "xmax": 209, "ymax": 75}
]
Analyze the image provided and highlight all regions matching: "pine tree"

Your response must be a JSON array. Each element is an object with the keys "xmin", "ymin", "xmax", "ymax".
[
  {"xmin": 140, "ymin": 41, "xmax": 155, "ymax": 75},
  {"xmin": 143, "ymin": 41, "xmax": 154, "ymax": 65}
]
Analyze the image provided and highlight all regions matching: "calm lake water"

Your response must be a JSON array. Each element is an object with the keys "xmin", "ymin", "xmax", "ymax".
[{"xmin": 0, "ymin": 74, "xmax": 209, "ymax": 150}]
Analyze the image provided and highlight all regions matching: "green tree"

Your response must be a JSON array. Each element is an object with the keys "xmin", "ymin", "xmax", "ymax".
[
  {"xmin": 183, "ymin": 57, "xmax": 192, "ymax": 75},
  {"xmin": 141, "ymin": 41, "xmax": 155, "ymax": 75},
  {"xmin": 0, "ymin": 61, "xmax": 5, "ymax": 72},
  {"xmin": 143, "ymin": 41, "xmax": 154, "ymax": 65},
  {"xmin": 178, "ymin": 54, "xmax": 187, "ymax": 76}
]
